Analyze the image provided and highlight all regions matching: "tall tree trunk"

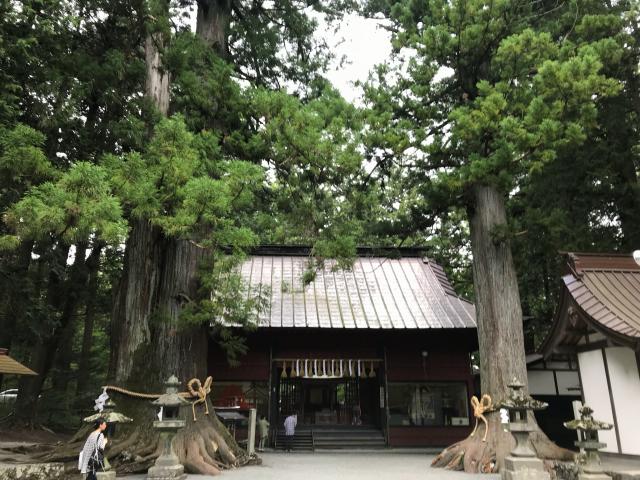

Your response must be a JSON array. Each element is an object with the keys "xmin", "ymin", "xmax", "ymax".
[
  {"xmin": 14, "ymin": 243, "xmax": 69, "ymax": 425},
  {"xmin": 99, "ymin": 2, "xmax": 245, "ymax": 473},
  {"xmin": 432, "ymin": 185, "xmax": 572, "ymax": 472},
  {"xmin": 76, "ymin": 244, "xmax": 104, "ymax": 400},
  {"xmin": 52, "ymin": 244, "xmax": 89, "ymax": 394},
  {"xmin": 0, "ymin": 240, "xmax": 34, "ymax": 350},
  {"xmin": 0, "ymin": 241, "xmax": 32, "ymax": 392},
  {"xmin": 470, "ymin": 185, "xmax": 527, "ymax": 406},
  {"xmin": 144, "ymin": 38, "xmax": 170, "ymax": 116},
  {"xmin": 109, "ymin": 219, "xmax": 163, "ymax": 383},
  {"xmin": 14, "ymin": 242, "xmax": 95, "ymax": 426},
  {"xmin": 196, "ymin": 0, "xmax": 232, "ymax": 57}
]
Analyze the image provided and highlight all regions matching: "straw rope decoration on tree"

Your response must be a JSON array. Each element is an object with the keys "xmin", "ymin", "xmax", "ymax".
[
  {"xmin": 102, "ymin": 376, "xmax": 214, "ymax": 421},
  {"xmin": 187, "ymin": 376, "xmax": 213, "ymax": 422},
  {"xmin": 469, "ymin": 394, "xmax": 493, "ymax": 442}
]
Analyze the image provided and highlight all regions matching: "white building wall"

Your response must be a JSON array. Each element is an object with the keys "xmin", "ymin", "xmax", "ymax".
[
  {"xmin": 528, "ymin": 371, "xmax": 556, "ymax": 395},
  {"xmin": 578, "ymin": 350, "xmax": 618, "ymax": 453},
  {"xmin": 605, "ymin": 347, "xmax": 640, "ymax": 455},
  {"xmin": 555, "ymin": 371, "xmax": 581, "ymax": 395}
]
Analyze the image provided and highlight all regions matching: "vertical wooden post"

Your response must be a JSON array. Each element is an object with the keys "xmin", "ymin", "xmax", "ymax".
[
  {"xmin": 248, "ymin": 408, "xmax": 256, "ymax": 455},
  {"xmin": 383, "ymin": 346, "xmax": 390, "ymax": 446}
]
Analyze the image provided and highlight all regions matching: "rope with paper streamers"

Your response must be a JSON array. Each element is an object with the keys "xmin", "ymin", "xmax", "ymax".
[{"xmin": 278, "ymin": 358, "xmax": 381, "ymax": 378}]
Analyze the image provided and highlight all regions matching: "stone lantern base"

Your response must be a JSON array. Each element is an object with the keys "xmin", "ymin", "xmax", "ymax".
[
  {"xmin": 578, "ymin": 473, "xmax": 612, "ymax": 480},
  {"xmin": 96, "ymin": 471, "xmax": 117, "ymax": 480},
  {"xmin": 502, "ymin": 456, "xmax": 550, "ymax": 480},
  {"xmin": 146, "ymin": 463, "xmax": 187, "ymax": 480}
]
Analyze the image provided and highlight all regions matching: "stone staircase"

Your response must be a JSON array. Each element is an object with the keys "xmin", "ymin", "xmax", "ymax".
[
  {"xmin": 312, "ymin": 425, "xmax": 386, "ymax": 449},
  {"xmin": 274, "ymin": 426, "xmax": 314, "ymax": 451},
  {"xmin": 274, "ymin": 425, "xmax": 386, "ymax": 451}
]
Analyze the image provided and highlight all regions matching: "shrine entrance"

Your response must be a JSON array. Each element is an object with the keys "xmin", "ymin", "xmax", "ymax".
[{"xmin": 273, "ymin": 359, "xmax": 383, "ymax": 428}]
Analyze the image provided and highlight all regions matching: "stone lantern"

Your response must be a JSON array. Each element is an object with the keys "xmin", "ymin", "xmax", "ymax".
[
  {"xmin": 564, "ymin": 404, "xmax": 613, "ymax": 480},
  {"xmin": 83, "ymin": 398, "xmax": 133, "ymax": 479},
  {"xmin": 499, "ymin": 378, "xmax": 550, "ymax": 480},
  {"xmin": 147, "ymin": 375, "xmax": 189, "ymax": 480}
]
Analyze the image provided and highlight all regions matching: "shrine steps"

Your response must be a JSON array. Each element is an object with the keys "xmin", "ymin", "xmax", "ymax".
[{"xmin": 274, "ymin": 426, "xmax": 386, "ymax": 451}]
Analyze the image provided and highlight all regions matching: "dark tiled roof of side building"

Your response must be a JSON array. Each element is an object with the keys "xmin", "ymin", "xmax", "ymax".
[
  {"xmin": 564, "ymin": 252, "xmax": 640, "ymax": 339},
  {"xmin": 541, "ymin": 252, "xmax": 640, "ymax": 356}
]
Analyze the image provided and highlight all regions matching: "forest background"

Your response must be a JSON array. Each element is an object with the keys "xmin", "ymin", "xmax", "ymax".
[{"xmin": 0, "ymin": 0, "xmax": 638, "ymax": 437}]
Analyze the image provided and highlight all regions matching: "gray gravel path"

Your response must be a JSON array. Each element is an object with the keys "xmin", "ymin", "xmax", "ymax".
[{"xmin": 127, "ymin": 452, "xmax": 500, "ymax": 480}]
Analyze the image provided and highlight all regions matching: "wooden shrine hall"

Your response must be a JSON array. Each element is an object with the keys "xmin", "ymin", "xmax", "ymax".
[
  {"xmin": 540, "ymin": 252, "xmax": 640, "ymax": 456},
  {"xmin": 208, "ymin": 246, "xmax": 478, "ymax": 448}
]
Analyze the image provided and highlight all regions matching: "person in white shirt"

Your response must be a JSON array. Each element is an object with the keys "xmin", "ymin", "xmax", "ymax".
[
  {"xmin": 283, "ymin": 412, "xmax": 297, "ymax": 452},
  {"xmin": 80, "ymin": 418, "xmax": 108, "ymax": 479}
]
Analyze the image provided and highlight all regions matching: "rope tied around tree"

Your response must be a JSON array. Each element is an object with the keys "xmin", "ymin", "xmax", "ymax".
[
  {"xmin": 102, "ymin": 376, "xmax": 213, "ymax": 421},
  {"xmin": 469, "ymin": 394, "xmax": 493, "ymax": 442}
]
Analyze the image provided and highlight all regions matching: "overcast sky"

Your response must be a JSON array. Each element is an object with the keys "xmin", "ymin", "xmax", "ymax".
[
  {"xmin": 316, "ymin": 13, "xmax": 392, "ymax": 103},
  {"xmin": 184, "ymin": 9, "xmax": 392, "ymax": 103}
]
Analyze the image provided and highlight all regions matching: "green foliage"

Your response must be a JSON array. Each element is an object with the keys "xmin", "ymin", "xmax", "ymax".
[
  {"xmin": 361, "ymin": 0, "xmax": 638, "ymax": 339},
  {"xmin": 107, "ymin": 115, "xmax": 263, "ymax": 249},
  {"xmin": 4, "ymin": 162, "xmax": 127, "ymax": 245},
  {"xmin": 0, "ymin": 125, "xmax": 54, "ymax": 184}
]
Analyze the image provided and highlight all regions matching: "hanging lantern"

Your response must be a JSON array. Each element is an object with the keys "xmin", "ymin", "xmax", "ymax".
[
  {"xmin": 281, "ymin": 360, "xmax": 288, "ymax": 379},
  {"xmin": 369, "ymin": 361, "xmax": 376, "ymax": 378}
]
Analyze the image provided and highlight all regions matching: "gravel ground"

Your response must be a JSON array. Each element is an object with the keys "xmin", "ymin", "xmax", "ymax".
[{"xmin": 127, "ymin": 452, "xmax": 500, "ymax": 480}]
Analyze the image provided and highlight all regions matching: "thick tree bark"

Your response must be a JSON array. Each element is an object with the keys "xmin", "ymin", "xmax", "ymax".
[
  {"xmin": 144, "ymin": 34, "xmax": 170, "ymax": 116},
  {"xmin": 101, "ymin": 3, "xmax": 246, "ymax": 473},
  {"xmin": 469, "ymin": 185, "xmax": 528, "ymax": 408},
  {"xmin": 432, "ymin": 184, "xmax": 572, "ymax": 473},
  {"xmin": 196, "ymin": 0, "xmax": 232, "ymax": 58},
  {"xmin": 109, "ymin": 219, "xmax": 163, "ymax": 383}
]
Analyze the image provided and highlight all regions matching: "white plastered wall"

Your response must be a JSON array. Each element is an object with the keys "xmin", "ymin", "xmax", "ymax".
[
  {"xmin": 605, "ymin": 347, "xmax": 640, "ymax": 455},
  {"xmin": 555, "ymin": 371, "xmax": 581, "ymax": 395},
  {"xmin": 528, "ymin": 371, "xmax": 556, "ymax": 395},
  {"xmin": 577, "ymin": 350, "xmax": 618, "ymax": 453}
]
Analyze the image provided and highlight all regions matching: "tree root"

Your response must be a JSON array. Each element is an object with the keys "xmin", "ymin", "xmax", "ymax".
[
  {"xmin": 38, "ymin": 397, "xmax": 249, "ymax": 475},
  {"xmin": 431, "ymin": 413, "xmax": 575, "ymax": 474}
]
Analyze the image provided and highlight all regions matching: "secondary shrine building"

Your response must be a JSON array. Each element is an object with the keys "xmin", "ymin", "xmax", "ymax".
[{"xmin": 208, "ymin": 246, "xmax": 478, "ymax": 448}]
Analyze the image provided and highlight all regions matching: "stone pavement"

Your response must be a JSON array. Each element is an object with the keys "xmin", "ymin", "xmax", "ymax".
[{"xmin": 126, "ymin": 452, "xmax": 500, "ymax": 480}]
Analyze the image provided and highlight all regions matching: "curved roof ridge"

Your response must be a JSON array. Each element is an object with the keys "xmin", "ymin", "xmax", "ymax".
[{"xmin": 562, "ymin": 260, "xmax": 640, "ymax": 339}]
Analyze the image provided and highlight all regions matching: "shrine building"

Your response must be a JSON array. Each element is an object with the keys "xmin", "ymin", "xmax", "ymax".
[
  {"xmin": 539, "ymin": 252, "xmax": 640, "ymax": 456},
  {"xmin": 208, "ymin": 246, "xmax": 478, "ymax": 448}
]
